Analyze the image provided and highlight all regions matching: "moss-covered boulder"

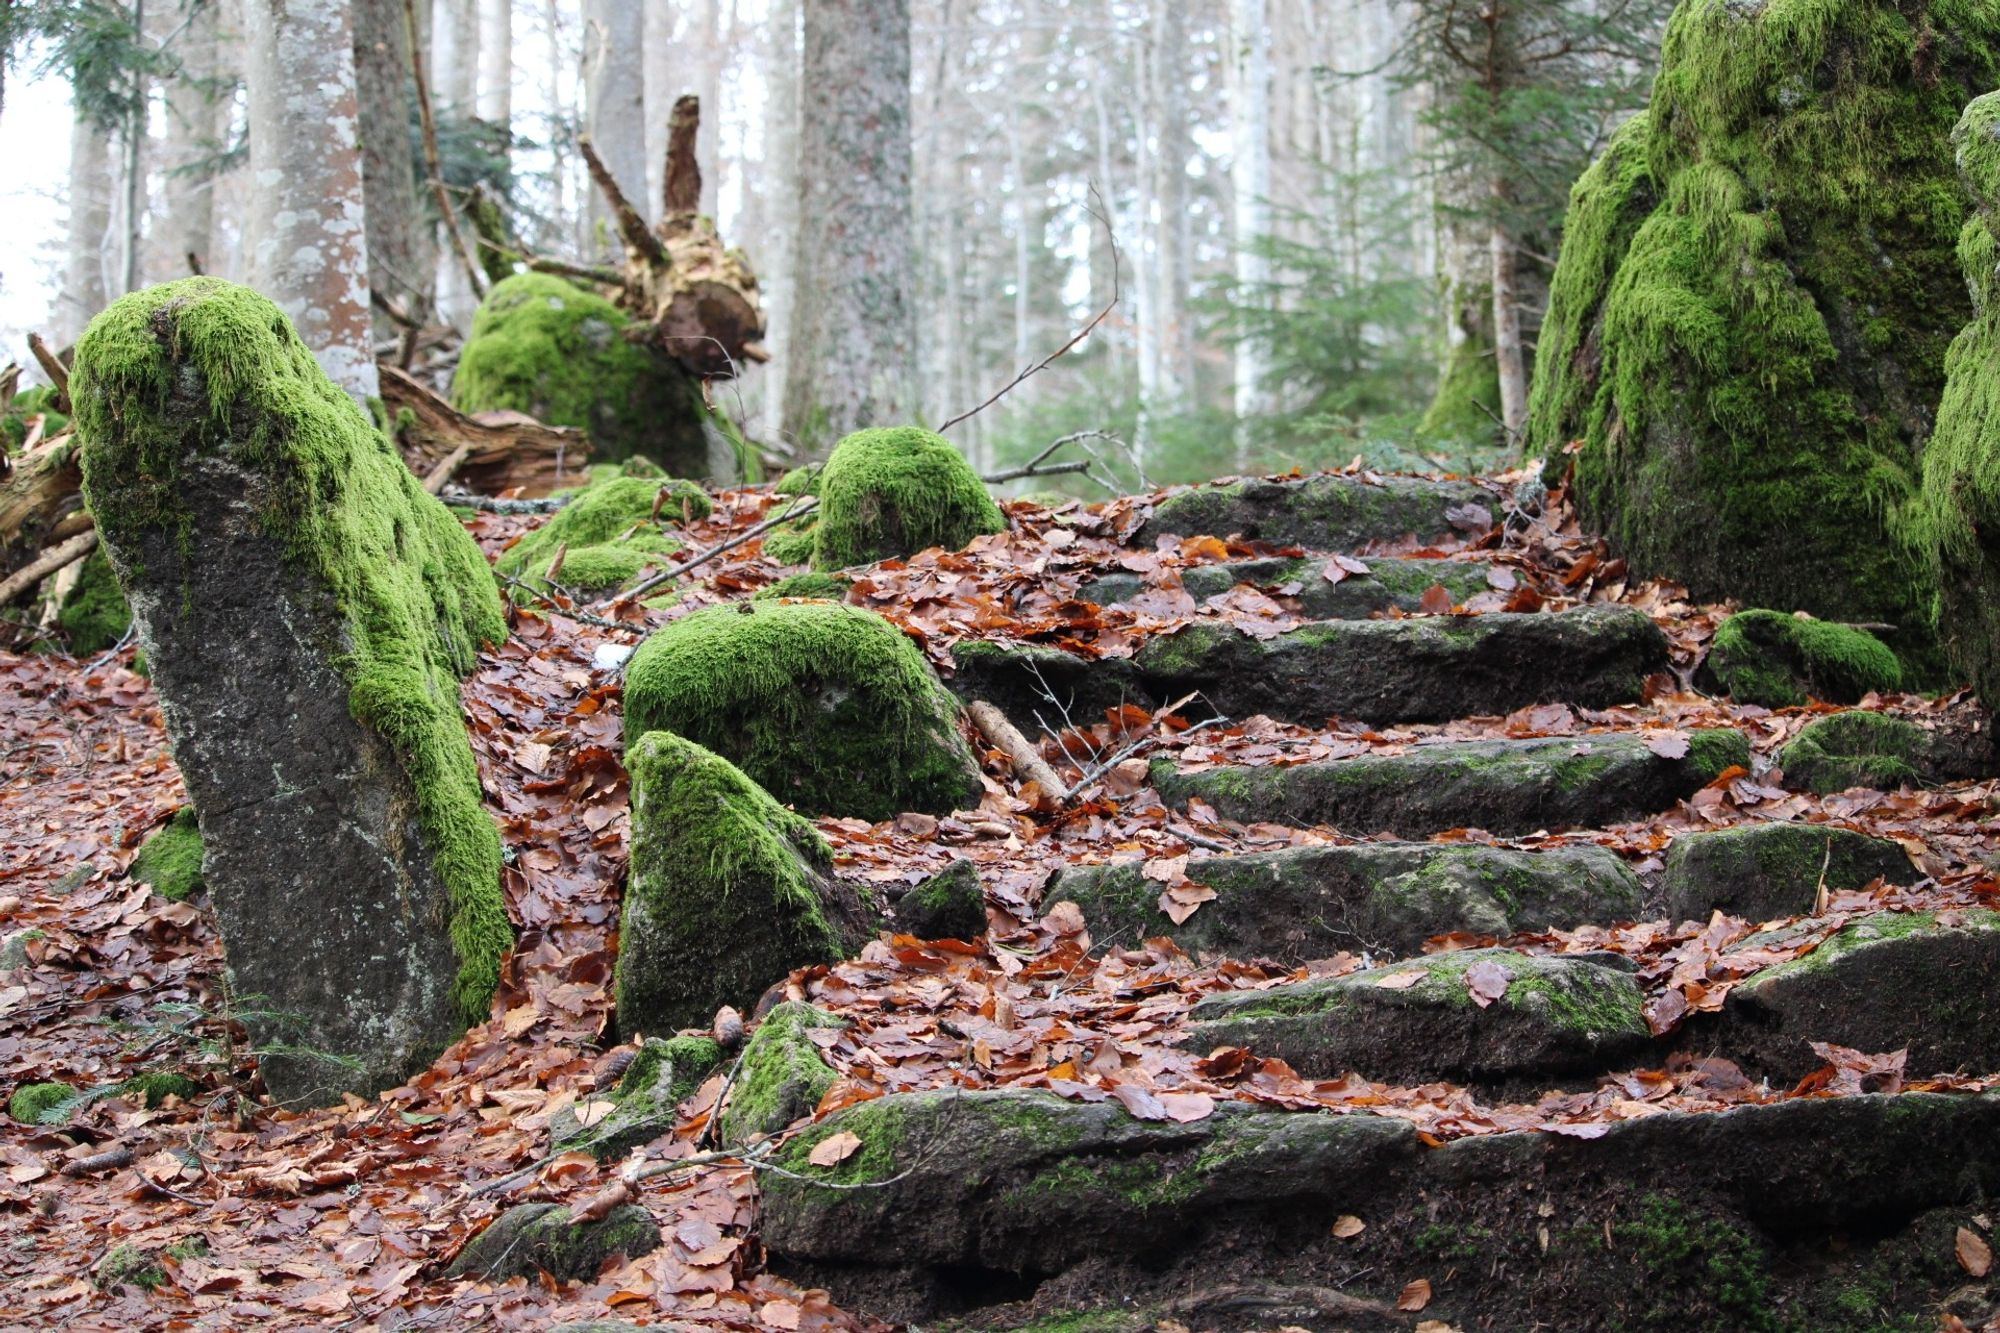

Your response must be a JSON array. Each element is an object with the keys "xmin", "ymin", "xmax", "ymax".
[
  {"xmin": 1779, "ymin": 709, "xmax": 1995, "ymax": 792},
  {"xmin": 548, "ymin": 1035, "xmax": 723, "ymax": 1161},
  {"xmin": 494, "ymin": 470, "xmax": 709, "ymax": 601},
  {"xmin": 892, "ymin": 858, "xmax": 987, "ymax": 940},
  {"xmin": 616, "ymin": 734, "xmax": 877, "ymax": 1037},
  {"xmin": 1184, "ymin": 949, "xmax": 1650, "ymax": 1086},
  {"xmin": 57, "ymin": 546, "xmax": 132, "ymax": 655},
  {"xmin": 72, "ymin": 278, "xmax": 512, "ymax": 1105},
  {"xmin": 1079, "ymin": 554, "xmax": 1495, "ymax": 621},
  {"xmin": 129, "ymin": 806, "xmax": 204, "ymax": 902},
  {"xmin": 753, "ymin": 571, "xmax": 850, "ymax": 602},
  {"xmin": 811, "ymin": 426, "xmax": 1006, "ymax": 570},
  {"xmin": 453, "ymin": 273, "xmax": 718, "ymax": 475},
  {"xmin": 1663, "ymin": 822, "xmax": 1917, "ymax": 923},
  {"xmin": 1705, "ymin": 610, "xmax": 1902, "ymax": 708},
  {"xmin": 1920, "ymin": 92, "xmax": 2000, "ymax": 709},
  {"xmin": 720, "ymin": 1002, "xmax": 846, "ymax": 1143},
  {"xmin": 8, "ymin": 1080, "xmax": 76, "ymax": 1125},
  {"xmin": 1529, "ymin": 0, "xmax": 2000, "ymax": 677},
  {"xmin": 760, "ymin": 465, "xmax": 823, "ymax": 565},
  {"xmin": 623, "ymin": 600, "xmax": 983, "ymax": 820},
  {"xmin": 444, "ymin": 1201, "xmax": 661, "ymax": 1282}
]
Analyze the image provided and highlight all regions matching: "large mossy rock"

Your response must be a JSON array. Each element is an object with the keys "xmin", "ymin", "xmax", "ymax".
[
  {"xmin": 1779, "ymin": 710, "xmax": 1995, "ymax": 792},
  {"xmin": 1135, "ymin": 473, "xmax": 1494, "ymax": 549},
  {"xmin": 1705, "ymin": 609, "xmax": 1902, "ymax": 708},
  {"xmin": 1921, "ymin": 92, "xmax": 2000, "ymax": 709},
  {"xmin": 1662, "ymin": 822, "xmax": 1916, "ymax": 924},
  {"xmin": 623, "ymin": 600, "xmax": 983, "ymax": 820},
  {"xmin": 616, "ymin": 733, "xmax": 877, "ymax": 1036},
  {"xmin": 452, "ymin": 273, "xmax": 717, "ymax": 475},
  {"xmin": 1529, "ymin": 0, "xmax": 2000, "ymax": 678},
  {"xmin": 493, "ymin": 469, "xmax": 710, "ymax": 600},
  {"xmin": 71, "ymin": 278, "xmax": 512, "ymax": 1105},
  {"xmin": 811, "ymin": 426, "xmax": 1006, "ymax": 570},
  {"xmin": 720, "ymin": 1002, "xmax": 846, "ymax": 1143}
]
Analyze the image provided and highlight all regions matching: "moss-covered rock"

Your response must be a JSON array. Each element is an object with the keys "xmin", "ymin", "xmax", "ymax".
[
  {"xmin": 1417, "ymin": 315, "xmax": 1504, "ymax": 453},
  {"xmin": 57, "ymin": 546, "xmax": 132, "ymax": 655},
  {"xmin": 1184, "ymin": 948, "xmax": 1650, "ymax": 1086},
  {"xmin": 623, "ymin": 600, "xmax": 982, "ymax": 820},
  {"xmin": 549, "ymin": 1035, "xmax": 723, "ymax": 1160},
  {"xmin": 1778, "ymin": 709, "xmax": 1994, "ymax": 792},
  {"xmin": 452, "ymin": 273, "xmax": 714, "ymax": 473},
  {"xmin": 1706, "ymin": 610, "xmax": 1902, "ymax": 708},
  {"xmin": 1079, "ymin": 554, "xmax": 1495, "ymax": 622},
  {"xmin": 616, "ymin": 733, "xmax": 877, "ymax": 1037},
  {"xmin": 3, "ymin": 384, "xmax": 67, "ymax": 448},
  {"xmin": 892, "ymin": 858, "xmax": 986, "ymax": 940},
  {"xmin": 1662, "ymin": 822, "xmax": 1917, "ymax": 923},
  {"xmin": 720, "ymin": 1002, "xmax": 847, "ymax": 1143},
  {"xmin": 752, "ymin": 571, "xmax": 851, "ymax": 602},
  {"xmin": 72, "ymin": 277, "xmax": 511, "ymax": 1104},
  {"xmin": 129, "ymin": 806, "xmax": 204, "ymax": 902},
  {"xmin": 8, "ymin": 1080, "xmax": 76, "ymax": 1125},
  {"xmin": 811, "ymin": 426, "xmax": 1006, "ymax": 570},
  {"xmin": 1136, "ymin": 473, "xmax": 1496, "ymax": 549},
  {"xmin": 493, "ymin": 470, "xmax": 709, "ymax": 600},
  {"xmin": 1919, "ymin": 91, "xmax": 2000, "ymax": 709},
  {"xmin": 119, "ymin": 1071, "xmax": 198, "ymax": 1108},
  {"xmin": 444, "ymin": 1201, "xmax": 661, "ymax": 1282},
  {"xmin": 1529, "ymin": 1, "xmax": 2000, "ymax": 679},
  {"xmin": 93, "ymin": 1237, "xmax": 205, "ymax": 1291}
]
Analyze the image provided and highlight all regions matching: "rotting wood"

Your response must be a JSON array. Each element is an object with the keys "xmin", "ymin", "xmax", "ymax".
[
  {"xmin": 0, "ymin": 527, "xmax": 96, "ymax": 607},
  {"xmin": 967, "ymin": 699, "xmax": 1072, "ymax": 800},
  {"xmin": 378, "ymin": 363, "xmax": 590, "ymax": 497}
]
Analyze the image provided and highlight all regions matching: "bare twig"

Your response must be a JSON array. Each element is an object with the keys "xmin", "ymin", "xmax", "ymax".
[
  {"xmin": 497, "ymin": 573, "xmax": 636, "ymax": 632},
  {"xmin": 1069, "ymin": 710, "xmax": 1230, "ymax": 801},
  {"xmin": 26, "ymin": 334, "xmax": 69, "ymax": 413},
  {"xmin": 603, "ymin": 494, "xmax": 817, "ymax": 608},
  {"xmin": 578, "ymin": 136, "xmax": 668, "ymax": 268},
  {"xmin": 476, "ymin": 236, "xmax": 626, "ymax": 289},
  {"xmin": 982, "ymin": 459, "xmax": 1094, "ymax": 485},
  {"xmin": 402, "ymin": 0, "xmax": 486, "ymax": 301}
]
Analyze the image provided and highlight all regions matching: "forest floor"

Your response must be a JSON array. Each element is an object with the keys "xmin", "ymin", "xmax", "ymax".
[{"xmin": 2, "ymin": 466, "xmax": 1997, "ymax": 1331}]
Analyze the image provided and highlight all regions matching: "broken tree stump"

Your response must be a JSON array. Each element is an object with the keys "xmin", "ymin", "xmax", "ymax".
[{"xmin": 379, "ymin": 363, "xmax": 591, "ymax": 497}]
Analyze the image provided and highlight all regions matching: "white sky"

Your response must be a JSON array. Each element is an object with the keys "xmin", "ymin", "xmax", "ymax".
[{"xmin": 0, "ymin": 64, "xmax": 76, "ymax": 369}]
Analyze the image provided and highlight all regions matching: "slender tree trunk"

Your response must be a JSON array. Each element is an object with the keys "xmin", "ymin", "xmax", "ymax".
[
  {"xmin": 1149, "ymin": 0, "xmax": 1191, "ymax": 399},
  {"xmin": 355, "ymin": 0, "xmax": 432, "ymax": 337},
  {"xmin": 475, "ymin": 0, "xmax": 510, "ymax": 124},
  {"xmin": 244, "ymin": 0, "xmax": 378, "ymax": 403},
  {"xmin": 782, "ymin": 0, "xmax": 916, "ymax": 455},
  {"xmin": 1229, "ymin": 0, "xmax": 1273, "ymax": 464},
  {"xmin": 157, "ymin": 0, "xmax": 218, "ymax": 277},
  {"xmin": 1007, "ymin": 121, "xmax": 1032, "ymax": 368},
  {"xmin": 61, "ymin": 106, "xmax": 114, "ymax": 343},
  {"xmin": 754, "ymin": 0, "xmax": 801, "ymax": 441},
  {"xmin": 1489, "ymin": 185, "xmax": 1528, "ymax": 442},
  {"xmin": 429, "ymin": 0, "xmax": 477, "ymax": 114},
  {"xmin": 582, "ymin": 0, "xmax": 648, "ymax": 245},
  {"xmin": 642, "ymin": 0, "xmax": 676, "ymax": 215},
  {"xmin": 1089, "ymin": 70, "xmax": 1122, "ymax": 384},
  {"xmin": 695, "ymin": 0, "xmax": 723, "ymax": 220},
  {"xmin": 116, "ymin": 0, "xmax": 148, "ymax": 296}
]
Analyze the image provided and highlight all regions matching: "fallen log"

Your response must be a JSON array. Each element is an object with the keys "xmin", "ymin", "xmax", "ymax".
[
  {"xmin": 0, "ymin": 527, "xmax": 95, "ymax": 606},
  {"xmin": 0, "ymin": 431, "xmax": 84, "ymax": 591},
  {"xmin": 378, "ymin": 363, "xmax": 591, "ymax": 498},
  {"xmin": 966, "ymin": 699, "xmax": 1071, "ymax": 801}
]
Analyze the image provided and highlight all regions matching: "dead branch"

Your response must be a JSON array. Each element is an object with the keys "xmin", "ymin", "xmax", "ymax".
[
  {"xmin": 26, "ymin": 334, "xmax": 69, "ymax": 414},
  {"xmin": 422, "ymin": 443, "xmax": 474, "ymax": 495},
  {"xmin": 61, "ymin": 1145, "xmax": 135, "ymax": 1178},
  {"xmin": 475, "ymin": 237, "xmax": 624, "ymax": 290},
  {"xmin": 983, "ymin": 458, "xmax": 1094, "ymax": 485},
  {"xmin": 446, "ymin": 493, "xmax": 570, "ymax": 514},
  {"xmin": 0, "ymin": 528, "xmax": 97, "ymax": 606},
  {"xmin": 967, "ymin": 700, "xmax": 1071, "ymax": 800},
  {"xmin": 578, "ymin": 136, "xmax": 669, "ymax": 267},
  {"xmin": 663, "ymin": 94, "xmax": 701, "ymax": 216},
  {"xmin": 378, "ymin": 363, "xmax": 589, "ymax": 497},
  {"xmin": 401, "ymin": 0, "xmax": 486, "ymax": 302},
  {"xmin": 0, "ymin": 432, "xmax": 85, "ymax": 584}
]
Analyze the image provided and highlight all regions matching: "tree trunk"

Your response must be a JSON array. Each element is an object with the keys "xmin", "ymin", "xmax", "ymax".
[
  {"xmin": 1150, "ymin": 0, "xmax": 1191, "ymax": 399},
  {"xmin": 583, "ymin": 0, "xmax": 649, "ymax": 249},
  {"xmin": 1489, "ymin": 183, "xmax": 1528, "ymax": 443},
  {"xmin": 156, "ymin": 0, "xmax": 218, "ymax": 277},
  {"xmin": 61, "ymin": 105, "xmax": 114, "ymax": 343},
  {"xmin": 752, "ymin": 0, "xmax": 801, "ymax": 442},
  {"xmin": 244, "ymin": 0, "xmax": 378, "ymax": 403},
  {"xmin": 642, "ymin": 0, "xmax": 676, "ymax": 216},
  {"xmin": 355, "ymin": 0, "xmax": 433, "ymax": 338},
  {"xmin": 1229, "ymin": 0, "xmax": 1273, "ymax": 465},
  {"xmin": 782, "ymin": 0, "xmax": 916, "ymax": 456},
  {"xmin": 429, "ymin": 0, "xmax": 477, "ymax": 114},
  {"xmin": 695, "ymin": 0, "xmax": 724, "ymax": 220},
  {"xmin": 475, "ymin": 0, "xmax": 510, "ymax": 124}
]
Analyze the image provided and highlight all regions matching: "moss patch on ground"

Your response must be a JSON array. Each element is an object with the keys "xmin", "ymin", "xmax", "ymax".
[
  {"xmin": 1707, "ymin": 609, "xmax": 1902, "ymax": 708},
  {"xmin": 812, "ymin": 427, "xmax": 1006, "ymax": 570},
  {"xmin": 752, "ymin": 571, "xmax": 850, "ymax": 602},
  {"xmin": 622, "ymin": 600, "xmax": 982, "ymax": 821},
  {"xmin": 129, "ymin": 806, "xmax": 204, "ymax": 902},
  {"xmin": 8, "ymin": 1080, "xmax": 76, "ymax": 1125},
  {"xmin": 72, "ymin": 277, "xmax": 512, "ymax": 1026},
  {"xmin": 494, "ymin": 469, "xmax": 709, "ymax": 600}
]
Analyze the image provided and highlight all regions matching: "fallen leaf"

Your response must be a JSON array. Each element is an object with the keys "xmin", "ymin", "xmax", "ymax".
[
  {"xmin": 1375, "ymin": 970, "xmax": 1427, "ymax": 990},
  {"xmin": 1158, "ymin": 880, "xmax": 1217, "ymax": 925},
  {"xmin": 1043, "ymin": 901, "xmax": 1088, "ymax": 936},
  {"xmin": 1332, "ymin": 1214, "xmax": 1366, "ymax": 1239},
  {"xmin": 1156, "ymin": 1092, "xmax": 1216, "ymax": 1122},
  {"xmin": 808, "ymin": 1131, "xmax": 863, "ymax": 1167},
  {"xmin": 501, "ymin": 1004, "xmax": 541, "ymax": 1037},
  {"xmin": 1643, "ymin": 731, "xmax": 1691, "ymax": 760},
  {"xmin": 1957, "ymin": 1226, "xmax": 1993, "ymax": 1277},
  {"xmin": 1464, "ymin": 960, "xmax": 1513, "ymax": 1009},
  {"xmin": 1398, "ymin": 1277, "xmax": 1433, "ymax": 1311},
  {"xmin": 1419, "ymin": 584, "xmax": 1455, "ymax": 615},
  {"xmin": 761, "ymin": 1299, "xmax": 803, "ymax": 1330}
]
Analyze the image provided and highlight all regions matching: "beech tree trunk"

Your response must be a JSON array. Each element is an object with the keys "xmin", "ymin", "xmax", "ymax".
[
  {"xmin": 1229, "ymin": 0, "xmax": 1273, "ymax": 464},
  {"xmin": 355, "ymin": 0, "xmax": 433, "ymax": 336},
  {"xmin": 429, "ymin": 0, "xmax": 477, "ymax": 114},
  {"xmin": 784, "ymin": 0, "xmax": 916, "ymax": 455},
  {"xmin": 475, "ymin": 0, "xmax": 511, "ymax": 124},
  {"xmin": 157, "ymin": 0, "xmax": 218, "ymax": 277},
  {"xmin": 1490, "ymin": 184, "xmax": 1529, "ymax": 443},
  {"xmin": 61, "ymin": 106, "xmax": 114, "ymax": 343},
  {"xmin": 583, "ymin": 0, "xmax": 648, "ymax": 247},
  {"xmin": 244, "ymin": 0, "xmax": 378, "ymax": 403}
]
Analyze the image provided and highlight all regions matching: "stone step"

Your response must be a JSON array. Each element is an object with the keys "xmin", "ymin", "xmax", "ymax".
[
  {"xmin": 1043, "ymin": 842, "xmax": 1642, "ymax": 962},
  {"xmin": 1661, "ymin": 822, "xmax": 1918, "ymax": 924},
  {"xmin": 1079, "ymin": 555, "xmax": 1495, "ymax": 621},
  {"xmin": 1152, "ymin": 729, "xmax": 1749, "ymax": 839},
  {"xmin": 1133, "ymin": 605, "xmax": 1669, "ymax": 726},
  {"xmin": 1183, "ymin": 947, "xmax": 1650, "ymax": 1088},
  {"xmin": 759, "ymin": 1086, "xmax": 2000, "ymax": 1329},
  {"xmin": 1136, "ymin": 473, "xmax": 1495, "ymax": 549},
  {"xmin": 1779, "ymin": 709, "xmax": 1996, "ymax": 793}
]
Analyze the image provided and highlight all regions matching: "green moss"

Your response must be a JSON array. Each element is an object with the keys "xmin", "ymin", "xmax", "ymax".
[
  {"xmin": 752, "ymin": 571, "xmax": 850, "ymax": 602},
  {"xmin": 774, "ymin": 466, "xmax": 821, "ymax": 497},
  {"xmin": 57, "ymin": 546, "xmax": 133, "ymax": 655},
  {"xmin": 1417, "ymin": 312, "xmax": 1503, "ymax": 451},
  {"xmin": 762, "ymin": 520, "xmax": 819, "ymax": 565},
  {"xmin": 129, "ymin": 806, "xmax": 204, "ymax": 902},
  {"xmin": 1531, "ymin": 2, "xmax": 2000, "ymax": 678},
  {"xmin": 1614, "ymin": 1194, "xmax": 1775, "ymax": 1331},
  {"xmin": 1708, "ymin": 610, "xmax": 1903, "ymax": 707},
  {"xmin": 494, "ymin": 472, "xmax": 708, "ymax": 600},
  {"xmin": 452, "ymin": 273, "xmax": 711, "ymax": 472},
  {"xmin": 721, "ymin": 1003, "xmax": 847, "ymax": 1142},
  {"xmin": 1750, "ymin": 906, "xmax": 2000, "ymax": 982},
  {"xmin": 1779, "ymin": 710, "xmax": 1928, "ymax": 792},
  {"xmin": 8, "ymin": 1081, "xmax": 76, "ymax": 1124},
  {"xmin": 94, "ymin": 1243, "xmax": 168, "ymax": 1290},
  {"xmin": 120, "ymin": 1071, "xmax": 198, "ymax": 1107},
  {"xmin": 779, "ymin": 1092, "xmax": 911, "ymax": 1186},
  {"xmin": 72, "ymin": 278, "xmax": 511, "ymax": 1026},
  {"xmin": 622, "ymin": 600, "xmax": 981, "ymax": 821},
  {"xmin": 3, "ymin": 384, "xmax": 68, "ymax": 448},
  {"xmin": 811, "ymin": 427, "xmax": 1007, "ymax": 570},
  {"xmin": 1688, "ymin": 727, "xmax": 1752, "ymax": 782}
]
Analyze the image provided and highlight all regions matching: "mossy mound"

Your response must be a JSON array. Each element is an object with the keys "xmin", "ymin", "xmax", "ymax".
[
  {"xmin": 57, "ymin": 546, "xmax": 132, "ymax": 655},
  {"xmin": 721, "ymin": 1002, "xmax": 846, "ymax": 1143},
  {"xmin": 811, "ymin": 426, "xmax": 1006, "ymax": 570},
  {"xmin": 1919, "ymin": 91, "xmax": 2000, "ymax": 708},
  {"xmin": 1529, "ymin": 0, "xmax": 2000, "ymax": 678},
  {"xmin": 1706, "ymin": 610, "xmax": 1902, "ymax": 708},
  {"xmin": 494, "ymin": 471, "xmax": 709, "ymax": 600},
  {"xmin": 616, "ymin": 733, "xmax": 877, "ymax": 1036},
  {"xmin": 93, "ymin": 1237, "xmax": 206, "ymax": 1290},
  {"xmin": 452, "ymin": 273, "xmax": 711, "ymax": 473},
  {"xmin": 3, "ymin": 384, "xmax": 67, "ymax": 448},
  {"xmin": 759, "ymin": 467, "xmax": 822, "ymax": 564},
  {"xmin": 1417, "ymin": 312, "xmax": 1503, "ymax": 453},
  {"xmin": 9, "ymin": 1080, "xmax": 76, "ymax": 1125},
  {"xmin": 121, "ymin": 1071, "xmax": 198, "ymax": 1108},
  {"xmin": 1779, "ymin": 710, "xmax": 1931, "ymax": 792},
  {"xmin": 753, "ymin": 571, "xmax": 850, "ymax": 602},
  {"xmin": 893, "ymin": 858, "xmax": 986, "ymax": 940},
  {"xmin": 622, "ymin": 600, "xmax": 982, "ymax": 820},
  {"xmin": 129, "ymin": 806, "xmax": 204, "ymax": 902}
]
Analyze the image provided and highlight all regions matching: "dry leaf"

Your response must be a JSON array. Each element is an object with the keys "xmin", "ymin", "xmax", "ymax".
[
  {"xmin": 1043, "ymin": 900, "xmax": 1088, "ymax": 936},
  {"xmin": 1643, "ymin": 731, "xmax": 1691, "ymax": 760},
  {"xmin": 1332, "ymin": 1214, "xmax": 1366, "ymax": 1239},
  {"xmin": 1463, "ymin": 960, "xmax": 1513, "ymax": 1009},
  {"xmin": 760, "ymin": 1299, "xmax": 803, "ymax": 1330},
  {"xmin": 1398, "ymin": 1277, "xmax": 1433, "ymax": 1311},
  {"xmin": 1957, "ymin": 1225, "xmax": 1993, "ymax": 1277},
  {"xmin": 1375, "ymin": 970, "xmax": 1426, "ymax": 990},
  {"xmin": 808, "ymin": 1131, "xmax": 863, "ymax": 1168},
  {"xmin": 501, "ymin": 1004, "xmax": 541, "ymax": 1038},
  {"xmin": 1158, "ymin": 880, "xmax": 1217, "ymax": 925},
  {"xmin": 1419, "ymin": 584, "xmax": 1456, "ymax": 615}
]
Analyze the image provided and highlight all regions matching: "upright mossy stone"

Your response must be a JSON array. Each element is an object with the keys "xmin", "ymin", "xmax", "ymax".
[
  {"xmin": 1778, "ymin": 710, "xmax": 1994, "ymax": 792},
  {"xmin": 811, "ymin": 426, "xmax": 1006, "ymax": 570},
  {"xmin": 1529, "ymin": 0, "xmax": 2000, "ymax": 676},
  {"xmin": 1663, "ymin": 822, "xmax": 1917, "ymax": 924},
  {"xmin": 57, "ymin": 546, "xmax": 132, "ymax": 655},
  {"xmin": 1920, "ymin": 92, "xmax": 2000, "ymax": 709},
  {"xmin": 623, "ymin": 600, "xmax": 983, "ymax": 820},
  {"xmin": 1705, "ymin": 610, "xmax": 1902, "ymax": 708},
  {"xmin": 71, "ymin": 278, "xmax": 512, "ymax": 1106},
  {"xmin": 452, "ymin": 273, "xmax": 713, "ymax": 474},
  {"xmin": 721, "ymin": 1002, "xmax": 847, "ymax": 1143},
  {"xmin": 493, "ymin": 470, "xmax": 710, "ymax": 600},
  {"xmin": 617, "ymin": 734, "xmax": 878, "ymax": 1037},
  {"xmin": 129, "ymin": 806, "xmax": 204, "ymax": 902}
]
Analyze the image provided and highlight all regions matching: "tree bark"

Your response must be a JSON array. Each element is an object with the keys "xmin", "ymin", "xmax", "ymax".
[
  {"xmin": 1489, "ymin": 186, "xmax": 1529, "ymax": 443},
  {"xmin": 475, "ymin": 0, "xmax": 511, "ymax": 124},
  {"xmin": 1149, "ymin": 0, "xmax": 1192, "ymax": 399},
  {"xmin": 61, "ymin": 105, "xmax": 114, "ymax": 343},
  {"xmin": 429, "ymin": 0, "xmax": 477, "ymax": 114},
  {"xmin": 356, "ymin": 0, "xmax": 434, "ymax": 338},
  {"xmin": 642, "ymin": 0, "xmax": 676, "ymax": 216},
  {"xmin": 582, "ymin": 0, "xmax": 648, "ymax": 246},
  {"xmin": 244, "ymin": 0, "xmax": 379, "ymax": 403},
  {"xmin": 378, "ymin": 363, "xmax": 592, "ymax": 496},
  {"xmin": 1229, "ymin": 0, "xmax": 1273, "ymax": 465},
  {"xmin": 782, "ymin": 0, "xmax": 916, "ymax": 456},
  {"xmin": 749, "ymin": 0, "xmax": 801, "ymax": 442},
  {"xmin": 156, "ymin": 0, "xmax": 218, "ymax": 277}
]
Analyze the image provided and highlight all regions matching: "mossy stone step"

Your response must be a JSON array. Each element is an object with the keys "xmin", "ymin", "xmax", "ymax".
[
  {"xmin": 759, "ymin": 1086, "xmax": 2000, "ymax": 1329},
  {"xmin": 1079, "ymin": 555, "xmax": 1494, "ymax": 621},
  {"xmin": 1152, "ymin": 730, "xmax": 1749, "ymax": 839},
  {"xmin": 1183, "ymin": 948, "xmax": 1650, "ymax": 1087},
  {"xmin": 1043, "ymin": 842, "xmax": 1642, "ymax": 962},
  {"xmin": 1779, "ymin": 710, "xmax": 1996, "ymax": 794},
  {"xmin": 1662, "ymin": 822, "xmax": 1917, "ymax": 924},
  {"xmin": 1136, "ymin": 473, "xmax": 1494, "ymax": 549},
  {"xmin": 1134, "ymin": 605, "xmax": 1668, "ymax": 726},
  {"xmin": 1706, "ymin": 908, "xmax": 2000, "ymax": 1083}
]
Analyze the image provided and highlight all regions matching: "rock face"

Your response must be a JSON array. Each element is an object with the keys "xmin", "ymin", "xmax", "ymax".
[
  {"xmin": 72, "ymin": 279, "xmax": 511, "ymax": 1105},
  {"xmin": 1151, "ymin": 730, "xmax": 1748, "ymax": 838},
  {"xmin": 1529, "ymin": 1, "xmax": 2000, "ymax": 678},
  {"xmin": 811, "ymin": 426, "xmax": 1006, "ymax": 570},
  {"xmin": 1079, "ymin": 555, "xmax": 1494, "ymax": 621},
  {"xmin": 1921, "ymin": 91, "xmax": 2000, "ymax": 710},
  {"xmin": 1704, "ymin": 610, "xmax": 1901, "ymax": 708},
  {"xmin": 1662, "ymin": 822, "xmax": 1916, "ymax": 924},
  {"xmin": 616, "ymin": 734, "xmax": 876, "ymax": 1036},
  {"xmin": 1184, "ymin": 949, "xmax": 1650, "ymax": 1086},
  {"xmin": 622, "ymin": 600, "xmax": 983, "ymax": 821},
  {"xmin": 1045, "ymin": 843, "xmax": 1641, "ymax": 961},
  {"xmin": 1136, "ymin": 474, "xmax": 1494, "ymax": 548}
]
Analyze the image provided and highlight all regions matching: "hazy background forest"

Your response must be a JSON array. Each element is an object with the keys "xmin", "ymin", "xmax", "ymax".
[{"xmin": 1, "ymin": 0, "xmax": 1672, "ymax": 487}]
